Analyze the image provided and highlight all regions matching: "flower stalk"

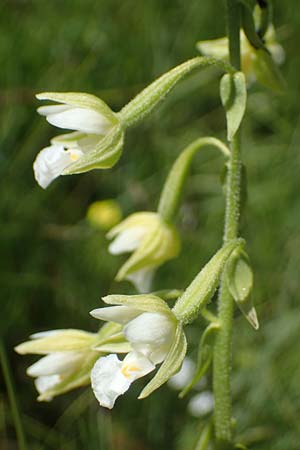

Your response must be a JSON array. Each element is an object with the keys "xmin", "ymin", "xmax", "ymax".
[{"xmin": 212, "ymin": 0, "xmax": 243, "ymax": 447}]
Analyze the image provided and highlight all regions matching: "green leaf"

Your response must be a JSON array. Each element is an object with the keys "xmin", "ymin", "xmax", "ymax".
[
  {"xmin": 180, "ymin": 323, "xmax": 219, "ymax": 397},
  {"xmin": 220, "ymin": 72, "xmax": 247, "ymax": 141},
  {"xmin": 226, "ymin": 252, "xmax": 259, "ymax": 330},
  {"xmin": 173, "ymin": 238, "xmax": 244, "ymax": 324},
  {"xmin": 138, "ymin": 324, "xmax": 187, "ymax": 399}
]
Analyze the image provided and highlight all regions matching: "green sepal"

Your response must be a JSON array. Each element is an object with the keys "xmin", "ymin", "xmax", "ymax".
[
  {"xmin": 102, "ymin": 294, "xmax": 174, "ymax": 318},
  {"xmin": 62, "ymin": 124, "xmax": 124, "ymax": 174},
  {"xmin": 93, "ymin": 332, "xmax": 132, "ymax": 354},
  {"xmin": 253, "ymin": 48, "xmax": 285, "ymax": 93},
  {"xmin": 37, "ymin": 351, "xmax": 100, "ymax": 401},
  {"xmin": 116, "ymin": 220, "xmax": 180, "ymax": 281},
  {"xmin": 226, "ymin": 251, "xmax": 259, "ymax": 330},
  {"xmin": 173, "ymin": 238, "xmax": 244, "ymax": 324},
  {"xmin": 36, "ymin": 92, "xmax": 118, "ymax": 124},
  {"xmin": 220, "ymin": 72, "xmax": 247, "ymax": 141},
  {"xmin": 152, "ymin": 289, "xmax": 183, "ymax": 301},
  {"xmin": 15, "ymin": 329, "xmax": 97, "ymax": 355},
  {"xmin": 138, "ymin": 324, "xmax": 187, "ymax": 399},
  {"xmin": 179, "ymin": 322, "xmax": 219, "ymax": 398}
]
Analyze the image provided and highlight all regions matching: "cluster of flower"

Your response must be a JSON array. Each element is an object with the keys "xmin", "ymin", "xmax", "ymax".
[{"xmin": 16, "ymin": 25, "xmax": 282, "ymax": 410}]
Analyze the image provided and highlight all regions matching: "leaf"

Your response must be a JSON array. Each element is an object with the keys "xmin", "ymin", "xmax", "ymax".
[
  {"xmin": 138, "ymin": 325, "xmax": 187, "ymax": 399},
  {"xmin": 226, "ymin": 252, "xmax": 259, "ymax": 330},
  {"xmin": 179, "ymin": 323, "xmax": 220, "ymax": 397},
  {"xmin": 220, "ymin": 72, "xmax": 247, "ymax": 141}
]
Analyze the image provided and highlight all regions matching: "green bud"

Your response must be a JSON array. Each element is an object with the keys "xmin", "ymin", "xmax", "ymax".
[
  {"xmin": 173, "ymin": 238, "xmax": 244, "ymax": 324},
  {"xmin": 220, "ymin": 72, "xmax": 247, "ymax": 141},
  {"xmin": 226, "ymin": 251, "xmax": 259, "ymax": 330}
]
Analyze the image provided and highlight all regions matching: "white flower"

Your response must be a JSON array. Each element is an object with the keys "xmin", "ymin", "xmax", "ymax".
[
  {"xmin": 15, "ymin": 326, "xmax": 123, "ymax": 401},
  {"xmin": 197, "ymin": 27, "xmax": 284, "ymax": 86},
  {"xmin": 90, "ymin": 294, "xmax": 186, "ymax": 408},
  {"xmin": 187, "ymin": 391, "xmax": 214, "ymax": 417},
  {"xmin": 107, "ymin": 212, "xmax": 180, "ymax": 293},
  {"xmin": 34, "ymin": 92, "xmax": 124, "ymax": 188}
]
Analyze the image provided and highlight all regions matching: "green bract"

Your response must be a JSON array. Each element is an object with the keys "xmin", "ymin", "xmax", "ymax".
[
  {"xmin": 226, "ymin": 251, "xmax": 259, "ymax": 330},
  {"xmin": 220, "ymin": 72, "xmax": 247, "ymax": 141}
]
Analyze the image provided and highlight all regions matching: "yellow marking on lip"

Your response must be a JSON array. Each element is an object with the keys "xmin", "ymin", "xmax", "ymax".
[
  {"xmin": 69, "ymin": 151, "xmax": 80, "ymax": 161},
  {"xmin": 121, "ymin": 364, "xmax": 140, "ymax": 378}
]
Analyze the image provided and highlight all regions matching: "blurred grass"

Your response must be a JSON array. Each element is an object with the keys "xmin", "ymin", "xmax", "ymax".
[{"xmin": 1, "ymin": 0, "xmax": 300, "ymax": 449}]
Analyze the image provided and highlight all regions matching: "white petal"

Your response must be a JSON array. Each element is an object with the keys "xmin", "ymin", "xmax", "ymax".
[
  {"xmin": 121, "ymin": 351, "xmax": 155, "ymax": 380},
  {"xmin": 126, "ymin": 267, "xmax": 154, "ymax": 293},
  {"xmin": 45, "ymin": 107, "xmax": 111, "ymax": 135},
  {"xmin": 33, "ymin": 145, "xmax": 83, "ymax": 188},
  {"xmin": 91, "ymin": 352, "xmax": 154, "ymax": 409},
  {"xmin": 90, "ymin": 305, "xmax": 140, "ymax": 324},
  {"xmin": 187, "ymin": 391, "xmax": 214, "ymax": 417},
  {"xmin": 124, "ymin": 312, "xmax": 175, "ymax": 364},
  {"xmin": 37, "ymin": 104, "xmax": 71, "ymax": 116},
  {"xmin": 35, "ymin": 375, "xmax": 61, "ymax": 398},
  {"xmin": 27, "ymin": 352, "xmax": 83, "ymax": 377},
  {"xmin": 168, "ymin": 357, "xmax": 195, "ymax": 390},
  {"xmin": 91, "ymin": 354, "xmax": 130, "ymax": 409},
  {"xmin": 108, "ymin": 226, "xmax": 148, "ymax": 255}
]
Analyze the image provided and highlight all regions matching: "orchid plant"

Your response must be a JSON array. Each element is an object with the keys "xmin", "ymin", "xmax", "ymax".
[{"xmin": 16, "ymin": 1, "xmax": 284, "ymax": 448}]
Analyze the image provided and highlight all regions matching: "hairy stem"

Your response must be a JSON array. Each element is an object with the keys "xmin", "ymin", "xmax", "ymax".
[{"xmin": 212, "ymin": 0, "xmax": 242, "ymax": 447}]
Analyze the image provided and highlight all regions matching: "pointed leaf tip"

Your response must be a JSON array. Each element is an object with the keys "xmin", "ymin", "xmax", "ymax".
[{"xmin": 220, "ymin": 72, "xmax": 247, "ymax": 141}]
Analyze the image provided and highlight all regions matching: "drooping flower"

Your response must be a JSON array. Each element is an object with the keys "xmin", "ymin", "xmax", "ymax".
[
  {"xmin": 90, "ymin": 294, "xmax": 187, "ymax": 409},
  {"xmin": 34, "ymin": 92, "xmax": 124, "ymax": 188},
  {"xmin": 197, "ymin": 27, "xmax": 284, "ymax": 88},
  {"xmin": 15, "ymin": 323, "xmax": 128, "ymax": 401},
  {"xmin": 107, "ymin": 212, "xmax": 180, "ymax": 292}
]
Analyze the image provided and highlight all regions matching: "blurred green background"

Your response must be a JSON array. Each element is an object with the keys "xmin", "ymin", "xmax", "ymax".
[{"xmin": 1, "ymin": 0, "xmax": 300, "ymax": 449}]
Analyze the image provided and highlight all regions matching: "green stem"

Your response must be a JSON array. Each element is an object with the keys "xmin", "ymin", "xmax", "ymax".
[
  {"xmin": 158, "ymin": 137, "xmax": 230, "ymax": 223},
  {"xmin": 213, "ymin": 0, "xmax": 242, "ymax": 447},
  {"xmin": 0, "ymin": 339, "xmax": 27, "ymax": 450}
]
